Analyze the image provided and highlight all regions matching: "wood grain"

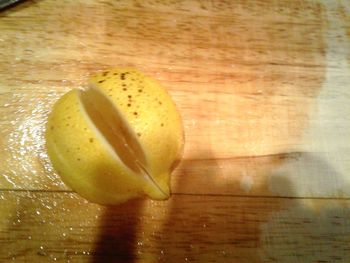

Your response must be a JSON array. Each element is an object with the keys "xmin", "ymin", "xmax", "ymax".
[
  {"xmin": 0, "ymin": 0, "xmax": 350, "ymax": 262},
  {"xmin": 1, "ymin": 0, "xmax": 347, "ymax": 197},
  {"xmin": 1, "ymin": 191, "xmax": 350, "ymax": 263}
]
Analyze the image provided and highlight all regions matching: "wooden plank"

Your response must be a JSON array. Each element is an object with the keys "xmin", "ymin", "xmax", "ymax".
[
  {"xmin": 0, "ymin": 191, "xmax": 350, "ymax": 262},
  {"xmin": 1, "ymin": 0, "xmax": 349, "ymax": 198},
  {"xmin": 1, "ymin": 1, "xmax": 350, "ymax": 262}
]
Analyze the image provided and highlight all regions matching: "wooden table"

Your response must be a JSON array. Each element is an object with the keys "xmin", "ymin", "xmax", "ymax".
[{"xmin": 1, "ymin": 0, "xmax": 350, "ymax": 262}]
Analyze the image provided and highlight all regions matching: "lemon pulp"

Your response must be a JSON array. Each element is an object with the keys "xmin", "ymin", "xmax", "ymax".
[{"xmin": 46, "ymin": 68, "xmax": 184, "ymax": 205}]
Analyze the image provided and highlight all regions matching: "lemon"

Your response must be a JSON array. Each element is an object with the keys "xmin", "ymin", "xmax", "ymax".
[{"xmin": 46, "ymin": 68, "xmax": 184, "ymax": 205}]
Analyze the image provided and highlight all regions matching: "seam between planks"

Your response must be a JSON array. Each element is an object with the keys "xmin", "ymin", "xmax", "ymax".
[{"xmin": 0, "ymin": 188, "xmax": 350, "ymax": 201}]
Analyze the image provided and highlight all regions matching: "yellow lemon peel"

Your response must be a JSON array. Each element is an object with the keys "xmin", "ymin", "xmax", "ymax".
[{"xmin": 46, "ymin": 68, "xmax": 184, "ymax": 205}]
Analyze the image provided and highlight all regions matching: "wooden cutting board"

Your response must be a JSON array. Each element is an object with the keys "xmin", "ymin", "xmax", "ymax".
[{"xmin": 0, "ymin": 0, "xmax": 350, "ymax": 262}]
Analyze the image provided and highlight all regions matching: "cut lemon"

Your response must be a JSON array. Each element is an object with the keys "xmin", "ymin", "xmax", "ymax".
[{"xmin": 46, "ymin": 68, "xmax": 184, "ymax": 205}]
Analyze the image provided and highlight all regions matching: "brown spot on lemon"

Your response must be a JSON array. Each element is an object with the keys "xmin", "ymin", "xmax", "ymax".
[{"xmin": 46, "ymin": 68, "xmax": 184, "ymax": 205}]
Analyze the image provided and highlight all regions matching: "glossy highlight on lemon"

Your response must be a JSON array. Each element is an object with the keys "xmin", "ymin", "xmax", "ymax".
[{"xmin": 46, "ymin": 68, "xmax": 184, "ymax": 205}]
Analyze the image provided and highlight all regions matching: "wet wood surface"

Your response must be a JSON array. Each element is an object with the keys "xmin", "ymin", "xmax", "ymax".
[{"xmin": 0, "ymin": 0, "xmax": 350, "ymax": 262}]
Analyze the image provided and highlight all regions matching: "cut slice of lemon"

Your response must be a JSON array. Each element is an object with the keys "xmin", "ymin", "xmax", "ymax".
[{"xmin": 46, "ymin": 68, "xmax": 184, "ymax": 205}]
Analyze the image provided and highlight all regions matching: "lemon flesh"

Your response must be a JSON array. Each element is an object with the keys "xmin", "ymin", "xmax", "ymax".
[{"xmin": 46, "ymin": 68, "xmax": 184, "ymax": 205}]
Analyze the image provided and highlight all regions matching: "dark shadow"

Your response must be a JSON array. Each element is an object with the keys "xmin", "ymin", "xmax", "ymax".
[
  {"xmin": 92, "ymin": 198, "xmax": 144, "ymax": 263},
  {"xmin": 153, "ymin": 147, "xmax": 288, "ymax": 262},
  {"xmin": 153, "ymin": 150, "xmax": 350, "ymax": 262},
  {"xmin": 0, "ymin": 0, "xmax": 32, "ymax": 15},
  {"xmin": 258, "ymin": 199, "xmax": 350, "ymax": 262},
  {"xmin": 258, "ymin": 153, "xmax": 350, "ymax": 262}
]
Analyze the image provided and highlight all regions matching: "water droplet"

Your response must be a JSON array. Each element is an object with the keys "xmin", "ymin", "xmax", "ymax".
[
  {"xmin": 36, "ymin": 210, "xmax": 40, "ymax": 215},
  {"xmin": 28, "ymin": 236, "xmax": 32, "ymax": 240},
  {"xmin": 62, "ymin": 233, "xmax": 66, "ymax": 237},
  {"xmin": 137, "ymin": 241, "xmax": 143, "ymax": 246}
]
